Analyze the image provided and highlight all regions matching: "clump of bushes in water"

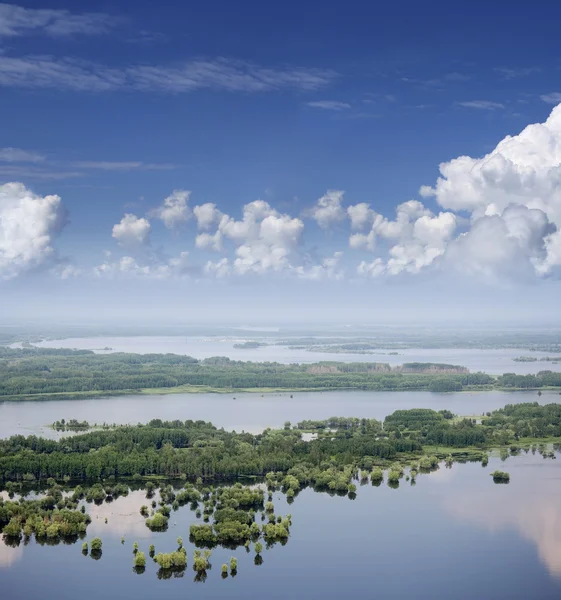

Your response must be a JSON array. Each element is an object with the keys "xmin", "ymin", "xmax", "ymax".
[
  {"xmin": 490, "ymin": 470, "xmax": 510, "ymax": 483},
  {"xmin": 155, "ymin": 549, "xmax": 187, "ymax": 570},
  {"xmin": 134, "ymin": 551, "xmax": 146, "ymax": 569},
  {"xmin": 145, "ymin": 511, "xmax": 168, "ymax": 530},
  {"xmin": 0, "ymin": 493, "xmax": 91, "ymax": 540},
  {"xmin": 193, "ymin": 549, "xmax": 212, "ymax": 572},
  {"xmin": 418, "ymin": 455, "xmax": 439, "ymax": 470}
]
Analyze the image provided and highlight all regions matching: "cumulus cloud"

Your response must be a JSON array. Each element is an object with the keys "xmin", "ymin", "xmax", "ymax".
[
  {"xmin": 347, "ymin": 202, "xmax": 374, "ymax": 230},
  {"xmin": 353, "ymin": 202, "xmax": 457, "ymax": 276},
  {"xmin": 420, "ymin": 102, "xmax": 561, "ymax": 278},
  {"xmin": 152, "ymin": 189, "xmax": 190, "ymax": 229},
  {"xmin": 112, "ymin": 214, "xmax": 151, "ymax": 245},
  {"xmin": 293, "ymin": 252, "xmax": 344, "ymax": 280},
  {"xmin": 53, "ymin": 264, "xmax": 82, "ymax": 280},
  {"xmin": 94, "ymin": 251, "xmax": 190, "ymax": 279},
  {"xmin": 204, "ymin": 257, "xmax": 230, "ymax": 278},
  {"xmin": 444, "ymin": 205, "xmax": 553, "ymax": 282},
  {"xmin": 200, "ymin": 200, "xmax": 305, "ymax": 276},
  {"xmin": 193, "ymin": 202, "xmax": 222, "ymax": 230},
  {"xmin": 310, "ymin": 190, "xmax": 346, "ymax": 229},
  {"xmin": 357, "ymin": 257, "xmax": 385, "ymax": 278},
  {"xmin": 0, "ymin": 182, "xmax": 66, "ymax": 279},
  {"xmin": 196, "ymin": 231, "xmax": 223, "ymax": 252}
]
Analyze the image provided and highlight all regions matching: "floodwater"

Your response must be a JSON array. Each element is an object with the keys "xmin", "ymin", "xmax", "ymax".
[
  {"xmin": 28, "ymin": 335, "xmax": 561, "ymax": 374},
  {"xmin": 2, "ymin": 453, "xmax": 561, "ymax": 599},
  {"xmin": 0, "ymin": 389, "xmax": 558, "ymax": 439}
]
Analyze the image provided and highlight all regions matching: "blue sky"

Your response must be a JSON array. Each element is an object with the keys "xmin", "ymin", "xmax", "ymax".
[{"xmin": 2, "ymin": 0, "xmax": 561, "ymax": 322}]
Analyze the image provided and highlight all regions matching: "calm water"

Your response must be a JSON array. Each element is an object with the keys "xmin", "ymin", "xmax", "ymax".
[
  {"xmin": 28, "ymin": 335, "xmax": 561, "ymax": 374},
  {"xmin": 2, "ymin": 453, "xmax": 561, "ymax": 599},
  {"xmin": 0, "ymin": 389, "xmax": 558, "ymax": 439}
]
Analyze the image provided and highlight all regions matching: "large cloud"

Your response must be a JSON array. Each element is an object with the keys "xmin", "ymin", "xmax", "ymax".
[
  {"xmin": 0, "ymin": 182, "xmax": 66, "ymax": 279},
  {"xmin": 419, "ymin": 103, "xmax": 561, "ymax": 277}
]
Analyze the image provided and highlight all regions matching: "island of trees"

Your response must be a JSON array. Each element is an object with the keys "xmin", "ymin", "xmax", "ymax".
[{"xmin": 2, "ymin": 347, "xmax": 561, "ymax": 401}]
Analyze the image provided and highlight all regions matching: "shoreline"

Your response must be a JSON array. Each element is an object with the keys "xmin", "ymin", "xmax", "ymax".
[{"xmin": 0, "ymin": 384, "xmax": 559, "ymax": 403}]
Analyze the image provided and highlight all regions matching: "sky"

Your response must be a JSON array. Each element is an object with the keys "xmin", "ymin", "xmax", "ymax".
[{"xmin": 2, "ymin": 0, "xmax": 561, "ymax": 324}]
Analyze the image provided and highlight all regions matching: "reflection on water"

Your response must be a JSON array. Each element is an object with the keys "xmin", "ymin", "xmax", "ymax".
[
  {"xmin": 1, "ymin": 454, "xmax": 561, "ymax": 596},
  {"xmin": 86, "ymin": 491, "xmax": 156, "ymax": 539},
  {"xmin": 0, "ymin": 537, "xmax": 23, "ymax": 567},
  {"xmin": 442, "ymin": 455, "xmax": 561, "ymax": 577}
]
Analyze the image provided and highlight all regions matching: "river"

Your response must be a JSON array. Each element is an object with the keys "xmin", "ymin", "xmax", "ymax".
[{"xmin": 0, "ymin": 389, "xmax": 558, "ymax": 440}]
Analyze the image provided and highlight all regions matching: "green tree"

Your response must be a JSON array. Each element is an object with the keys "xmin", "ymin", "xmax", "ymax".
[{"xmin": 90, "ymin": 537, "xmax": 102, "ymax": 551}]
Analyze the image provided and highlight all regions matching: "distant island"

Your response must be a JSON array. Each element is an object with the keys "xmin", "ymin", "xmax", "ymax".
[
  {"xmin": 233, "ymin": 341, "xmax": 267, "ymax": 349},
  {"xmin": 513, "ymin": 356, "xmax": 559, "ymax": 363},
  {"xmin": 1, "ymin": 347, "xmax": 561, "ymax": 402}
]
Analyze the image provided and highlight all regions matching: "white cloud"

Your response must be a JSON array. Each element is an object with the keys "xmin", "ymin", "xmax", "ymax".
[
  {"xmin": 349, "ymin": 200, "xmax": 456, "ymax": 275},
  {"xmin": 204, "ymin": 257, "xmax": 230, "ymax": 278},
  {"xmin": 294, "ymin": 252, "xmax": 344, "ymax": 280},
  {"xmin": 152, "ymin": 189, "xmax": 190, "ymax": 229},
  {"xmin": 194, "ymin": 203, "xmax": 222, "ymax": 230},
  {"xmin": 0, "ymin": 165, "xmax": 82, "ymax": 179},
  {"xmin": 53, "ymin": 264, "xmax": 82, "ymax": 280},
  {"xmin": 307, "ymin": 101, "xmax": 351, "ymax": 111},
  {"xmin": 420, "ymin": 102, "xmax": 561, "ymax": 278},
  {"xmin": 93, "ymin": 251, "xmax": 190, "ymax": 279},
  {"xmin": 0, "ymin": 55, "xmax": 337, "ymax": 93},
  {"xmin": 310, "ymin": 190, "xmax": 346, "ymax": 229},
  {"xmin": 444, "ymin": 205, "xmax": 552, "ymax": 282},
  {"xmin": 457, "ymin": 100, "xmax": 505, "ymax": 110},
  {"xmin": 112, "ymin": 214, "xmax": 151, "ymax": 245},
  {"xmin": 349, "ymin": 230, "xmax": 375, "ymax": 251},
  {"xmin": 196, "ymin": 231, "xmax": 223, "ymax": 252},
  {"xmin": 347, "ymin": 203, "xmax": 374, "ymax": 230},
  {"xmin": 541, "ymin": 93, "xmax": 561, "ymax": 105},
  {"xmin": 73, "ymin": 161, "xmax": 175, "ymax": 171},
  {"xmin": 231, "ymin": 213, "xmax": 304, "ymax": 275},
  {"xmin": 357, "ymin": 258, "xmax": 385, "ymax": 278},
  {"xmin": 0, "ymin": 181, "xmax": 66, "ymax": 279},
  {"xmin": 200, "ymin": 200, "xmax": 305, "ymax": 276},
  {"xmin": 0, "ymin": 4, "xmax": 117, "ymax": 37},
  {"xmin": 0, "ymin": 147, "xmax": 45, "ymax": 162}
]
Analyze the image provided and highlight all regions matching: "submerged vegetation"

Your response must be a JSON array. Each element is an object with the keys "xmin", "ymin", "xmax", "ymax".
[{"xmin": 2, "ymin": 400, "xmax": 561, "ymax": 580}]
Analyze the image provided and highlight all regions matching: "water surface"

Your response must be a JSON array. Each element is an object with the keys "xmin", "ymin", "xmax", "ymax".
[
  {"xmin": 29, "ymin": 335, "xmax": 561, "ymax": 374},
  {"xmin": 1, "ymin": 389, "xmax": 557, "ymax": 439},
  {"xmin": 1, "ymin": 453, "xmax": 561, "ymax": 599}
]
